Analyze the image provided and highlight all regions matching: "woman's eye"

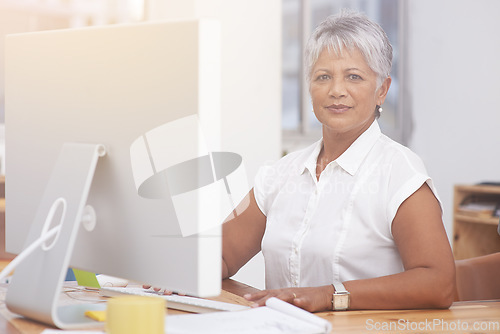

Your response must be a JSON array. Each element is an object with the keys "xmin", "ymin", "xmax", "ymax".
[
  {"xmin": 316, "ymin": 74, "xmax": 330, "ymax": 81},
  {"xmin": 348, "ymin": 74, "xmax": 362, "ymax": 80}
]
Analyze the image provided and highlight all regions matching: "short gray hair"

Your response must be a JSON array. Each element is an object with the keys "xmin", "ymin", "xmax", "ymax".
[{"xmin": 305, "ymin": 10, "xmax": 393, "ymax": 87}]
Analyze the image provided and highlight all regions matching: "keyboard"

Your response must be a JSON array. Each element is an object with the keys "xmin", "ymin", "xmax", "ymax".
[{"xmin": 99, "ymin": 286, "xmax": 250, "ymax": 314}]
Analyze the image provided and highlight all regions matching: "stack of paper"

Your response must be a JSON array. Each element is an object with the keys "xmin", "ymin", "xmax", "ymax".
[{"xmin": 166, "ymin": 297, "xmax": 332, "ymax": 334}]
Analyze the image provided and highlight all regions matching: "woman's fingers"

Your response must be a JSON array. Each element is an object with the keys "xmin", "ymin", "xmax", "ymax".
[
  {"xmin": 142, "ymin": 285, "xmax": 174, "ymax": 295},
  {"xmin": 243, "ymin": 286, "xmax": 333, "ymax": 312},
  {"xmin": 244, "ymin": 288, "xmax": 299, "ymax": 307}
]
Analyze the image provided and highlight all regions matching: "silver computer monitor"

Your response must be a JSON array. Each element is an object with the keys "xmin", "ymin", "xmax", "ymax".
[{"xmin": 4, "ymin": 19, "xmax": 232, "ymax": 328}]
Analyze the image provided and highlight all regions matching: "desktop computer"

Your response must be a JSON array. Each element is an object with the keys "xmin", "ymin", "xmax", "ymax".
[{"xmin": 3, "ymin": 19, "xmax": 246, "ymax": 329}]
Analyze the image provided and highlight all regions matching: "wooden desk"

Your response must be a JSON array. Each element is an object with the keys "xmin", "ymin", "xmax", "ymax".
[
  {"xmin": 1, "ymin": 280, "xmax": 499, "ymax": 333},
  {"xmin": 0, "ymin": 280, "xmax": 255, "ymax": 334}
]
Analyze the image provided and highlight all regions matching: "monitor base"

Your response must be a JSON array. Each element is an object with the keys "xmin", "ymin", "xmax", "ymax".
[{"xmin": 6, "ymin": 143, "xmax": 106, "ymax": 329}]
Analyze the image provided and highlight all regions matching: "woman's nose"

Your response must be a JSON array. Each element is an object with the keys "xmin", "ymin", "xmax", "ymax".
[{"xmin": 328, "ymin": 78, "xmax": 347, "ymax": 98}]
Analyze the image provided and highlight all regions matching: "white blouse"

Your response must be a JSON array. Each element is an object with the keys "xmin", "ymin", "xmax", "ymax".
[{"xmin": 254, "ymin": 121, "xmax": 441, "ymax": 289}]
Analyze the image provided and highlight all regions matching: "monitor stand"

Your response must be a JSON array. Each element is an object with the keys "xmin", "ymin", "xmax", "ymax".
[{"xmin": 6, "ymin": 143, "xmax": 107, "ymax": 329}]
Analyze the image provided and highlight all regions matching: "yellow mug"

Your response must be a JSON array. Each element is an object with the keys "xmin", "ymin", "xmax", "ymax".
[{"xmin": 106, "ymin": 295, "xmax": 165, "ymax": 334}]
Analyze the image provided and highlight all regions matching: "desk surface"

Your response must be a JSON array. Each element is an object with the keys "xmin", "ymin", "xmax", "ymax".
[{"xmin": 1, "ymin": 279, "xmax": 499, "ymax": 334}]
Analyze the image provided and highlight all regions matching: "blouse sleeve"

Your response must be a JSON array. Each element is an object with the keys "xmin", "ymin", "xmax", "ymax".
[
  {"xmin": 386, "ymin": 147, "xmax": 442, "ymax": 226},
  {"xmin": 253, "ymin": 152, "xmax": 300, "ymax": 217},
  {"xmin": 253, "ymin": 165, "xmax": 274, "ymax": 216}
]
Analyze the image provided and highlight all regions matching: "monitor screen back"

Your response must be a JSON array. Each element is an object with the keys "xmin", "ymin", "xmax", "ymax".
[{"xmin": 5, "ymin": 19, "xmax": 222, "ymax": 297}]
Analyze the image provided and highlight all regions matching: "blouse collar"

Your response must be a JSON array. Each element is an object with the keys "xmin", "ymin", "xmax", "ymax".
[{"xmin": 302, "ymin": 120, "xmax": 382, "ymax": 177}]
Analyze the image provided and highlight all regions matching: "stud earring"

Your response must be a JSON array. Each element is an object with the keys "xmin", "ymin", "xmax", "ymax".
[{"xmin": 378, "ymin": 106, "xmax": 383, "ymax": 113}]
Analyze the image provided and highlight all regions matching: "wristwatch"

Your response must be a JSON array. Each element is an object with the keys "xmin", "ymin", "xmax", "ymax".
[{"xmin": 332, "ymin": 281, "xmax": 350, "ymax": 311}]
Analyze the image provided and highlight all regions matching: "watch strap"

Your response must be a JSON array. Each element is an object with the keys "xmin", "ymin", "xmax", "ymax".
[{"xmin": 333, "ymin": 281, "xmax": 348, "ymax": 294}]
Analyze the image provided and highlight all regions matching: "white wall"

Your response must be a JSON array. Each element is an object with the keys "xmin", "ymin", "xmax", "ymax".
[
  {"xmin": 407, "ymin": 0, "xmax": 500, "ymax": 239},
  {"xmin": 152, "ymin": 0, "xmax": 282, "ymax": 289}
]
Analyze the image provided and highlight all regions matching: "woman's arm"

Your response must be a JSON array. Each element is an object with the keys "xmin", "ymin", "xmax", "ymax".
[
  {"xmin": 222, "ymin": 189, "xmax": 267, "ymax": 279},
  {"xmin": 245, "ymin": 183, "xmax": 456, "ymax": 312},
  {"xmin": 146, "ymin": 189, "xmax": 266, "ymax": 293},
  {"xmin": 345, "ymin": 182, "xmax": 456, "ymax": 309}
]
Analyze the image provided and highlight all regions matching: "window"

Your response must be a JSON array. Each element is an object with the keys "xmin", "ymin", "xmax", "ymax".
[{"xmin": 282, "ymin": 0, "xmax": 408, "ymax": 153}]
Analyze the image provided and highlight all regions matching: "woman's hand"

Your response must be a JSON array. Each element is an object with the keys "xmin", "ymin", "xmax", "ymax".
[
  {"xmin": 142, "ymin": 284, "xmax": 172, "ymax": 295},
  {"xmin": 142, "ymin": 285, "xmax": 185, "ymax": 296},
  {"xmin": 243, "ymin": 285, "xmax": 334, "ymax": 313}
]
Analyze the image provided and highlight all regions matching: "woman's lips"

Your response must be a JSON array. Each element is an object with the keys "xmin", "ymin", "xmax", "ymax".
[{"xmin": 325, "ymin": 104, "xmax": 351, "ymax": 113}]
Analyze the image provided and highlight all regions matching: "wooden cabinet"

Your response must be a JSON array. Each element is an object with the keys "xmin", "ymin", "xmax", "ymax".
[{"xmin": 453, "ymin": 184, "xmax": 500, "ymax": 260}]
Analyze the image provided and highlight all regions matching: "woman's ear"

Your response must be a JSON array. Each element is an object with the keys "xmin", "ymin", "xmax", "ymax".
[{"xmin": 377, "ymin": 76, "xmax": 392, "ymax": 105}]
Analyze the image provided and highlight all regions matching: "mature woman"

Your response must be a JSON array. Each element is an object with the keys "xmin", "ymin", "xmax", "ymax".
[{"xmin": 222, "ymin": 11, "xmax": 455, "ymax": 312}]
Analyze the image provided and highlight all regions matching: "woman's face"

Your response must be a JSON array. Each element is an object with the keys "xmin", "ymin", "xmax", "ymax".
[{"xmin": 310, "ymin": 47, "xmax": 391, "ymax": 138}]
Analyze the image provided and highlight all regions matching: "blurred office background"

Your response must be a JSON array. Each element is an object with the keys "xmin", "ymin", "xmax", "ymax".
[{"xmin": 1, "ymin": 0, "xmax": 500, "ymax": 289}]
